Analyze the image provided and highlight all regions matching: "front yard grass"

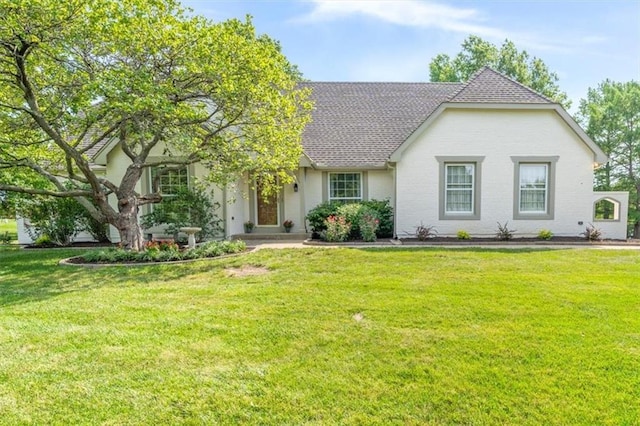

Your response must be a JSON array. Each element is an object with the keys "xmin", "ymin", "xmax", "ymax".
[
  {"xmin": 0, "ymin": 246, "xmax": 639, "ymax": 424},
  {"xmin": 0, "ymin": 219, "xmax": 17, "ymax": 243}
]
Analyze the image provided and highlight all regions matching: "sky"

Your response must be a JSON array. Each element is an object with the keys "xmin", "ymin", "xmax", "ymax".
[{"xmin": 181, "ymin": 0, "xmax": 640, "ymax": 113}]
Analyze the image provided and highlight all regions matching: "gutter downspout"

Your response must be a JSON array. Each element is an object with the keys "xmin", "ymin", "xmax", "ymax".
[
  {"xmin": 298, "ymin": 168, "xmax": 306, "ymax": 234},
  {"xmin": 222, "ymin": 184, "xmax": 228, "ymax": 240},
  {"xmin": 387, "ymin": 161, "xmax": 398, "ymax": 239}
]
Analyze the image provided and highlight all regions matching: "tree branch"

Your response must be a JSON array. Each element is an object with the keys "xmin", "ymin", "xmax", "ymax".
[{"xmin": 0, "ymin": 184, "xmax": 92, "ymax": 198}]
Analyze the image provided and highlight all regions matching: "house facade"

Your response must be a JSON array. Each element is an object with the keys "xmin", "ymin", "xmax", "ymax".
[
  {"xmin": 16, "ymin": 67, "xmax": 630, "ymax": 243},
  {"xmin": 215, "ymin": 68, "xmax": 628, "ymax": 240}
]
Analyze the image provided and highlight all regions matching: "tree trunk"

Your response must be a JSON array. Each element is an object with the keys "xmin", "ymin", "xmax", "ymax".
[
  {"xmin": 116, "ymin": 195, "xmax": 144, "ymax": 251},
  {"xmin": 634, "ymin": 186, "xmax": 640, "ymax": 239}
]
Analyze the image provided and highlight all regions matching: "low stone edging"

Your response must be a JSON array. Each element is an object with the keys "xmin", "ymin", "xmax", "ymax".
[{"xmin": 58, "ymin": 248, "xmax": 253, "ymax": 268}]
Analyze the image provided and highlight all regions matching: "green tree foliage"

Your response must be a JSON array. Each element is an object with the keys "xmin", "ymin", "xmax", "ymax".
[
  {"xmin": 0, "ymin": 0, "xmax": 311, "ymax": 250},
  {"xmin": 141, "ymin": 186, "xmax": 222, "ymax": 242},
  {"xmin": 429, "ymin": 35, "xmax": 570, "ymax": 108},
  {"xmin": 578, "ymin": 80, "xmax": 640, "ymax": 236}
]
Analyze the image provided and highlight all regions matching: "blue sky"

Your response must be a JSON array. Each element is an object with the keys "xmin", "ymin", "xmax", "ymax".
[{"xmin": 182, "ymin": 0, "xmax": 639, "ymax": 112}]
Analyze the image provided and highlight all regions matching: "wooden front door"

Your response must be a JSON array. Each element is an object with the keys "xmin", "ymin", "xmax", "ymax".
[{"xmin": 256, "ymin": 182, "xmax": 279, "ymax": 226}]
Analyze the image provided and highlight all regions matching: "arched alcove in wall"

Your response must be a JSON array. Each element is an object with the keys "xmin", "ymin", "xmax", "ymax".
[{"xmin": 594, "ymin": 197, "xmax": 620, "ymax": 221}]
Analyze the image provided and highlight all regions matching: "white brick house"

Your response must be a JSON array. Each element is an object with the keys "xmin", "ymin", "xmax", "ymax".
[{"xmin": 17, "ymin": 67, "xmax": 630, "ymax": 243}]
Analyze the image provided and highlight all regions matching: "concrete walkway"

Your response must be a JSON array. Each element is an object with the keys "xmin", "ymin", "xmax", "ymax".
[{"xmin": 248, "ymin": 239, "xmax": 640, "ymax": 251}]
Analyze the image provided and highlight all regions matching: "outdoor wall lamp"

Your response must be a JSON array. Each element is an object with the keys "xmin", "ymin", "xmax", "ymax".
[{"xmin": 293, "ymin": 183, "xmax": 299, "ymax": 192}]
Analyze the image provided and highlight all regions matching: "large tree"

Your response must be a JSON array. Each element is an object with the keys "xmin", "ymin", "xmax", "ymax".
[
  {"xmin": 578, "ymin": 80, "xmax": 640, "ymax": 236},
  {"xmin": 429, "ymin": 35, "xmax": 570, "ymax": 108},
  {"xmin": 0, "ymin": 0, "xmax": 311, "ymax": 250}
]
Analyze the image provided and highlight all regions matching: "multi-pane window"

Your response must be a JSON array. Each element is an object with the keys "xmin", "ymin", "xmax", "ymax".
[
  {"xmin": 329, "ymin": 172, "xmax": 362, "ymax": 203},
  {"xmin": 519, "ymin": 164, "xmax": 548, "ymax": 213},
  {"xmin": 151, "ymin": 166, "xmax": 188, "ymax": 197},
  {"xmin": 445, "ymin": 164, "xmax": 474, "ymax": 213}
]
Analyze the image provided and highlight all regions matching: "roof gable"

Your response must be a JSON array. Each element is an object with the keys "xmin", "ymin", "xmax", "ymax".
[{"xmin": 449, "ymin": 67, "xmax": 552, "ymax": 104}]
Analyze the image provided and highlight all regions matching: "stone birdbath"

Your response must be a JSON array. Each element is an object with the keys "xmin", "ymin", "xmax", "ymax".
[{"xmin": 180, "ymin": 227, "xmax": 202, "ymax": 249}]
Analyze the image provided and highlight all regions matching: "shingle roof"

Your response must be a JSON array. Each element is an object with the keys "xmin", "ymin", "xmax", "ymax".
[
  {"xmin": 87, "ymin": 67, "xmax": 555, "ymax": 168},
  {"xmin": 302, "ymin": 67, "xmax": 553, "ymax": 168},
  {"xmin": 300, "ymin": 81, "xmax": 462, "ymax": 168},
  {"xmin": 449, "ymin": 66, "xmax": 552, "ymax": 104}
]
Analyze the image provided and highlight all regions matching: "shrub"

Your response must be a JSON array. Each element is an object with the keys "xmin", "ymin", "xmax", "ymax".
[
  {"xmin": 306, "ymin": 201, "xmax": 340, "ymax": 237},
  {"xmin": 80, "ymin": 214, "xmax": 110, "ymax": 243},
  {"xmin": 33, "ymin": 234, "xmax": 53, "ymax": 247},
  {"xmin": 141, "ymin": 186, "xmax": 222, "ymax": 241},
  {"xmin": 144, "ymin": 239, "xmax": 180, "ymax": 253},
  {"xmin": 16, "ymin": 182, "xmax": 113, "ymax": 245},
  {"xmin": 415, "ymin": 223, "xmax": 437, "ymax": 241},
  {"xmin": 0, "ymin": 231, "xmax": 12, "ymax": 244},
  {"xmin": 336, "ymin": 203, "xmax": 363, "ymax": 239},
  {"xmin": 21, "ymin": 196, "xmax": 84, "ymax": 246},
  {"xmin": 360, "ymin": 213, "xmax": 380, "ymax": 242},
  {"xmin": 361, "ymin": 199, "xmax": 393, "ymax": 238},
  {"xmin": 496, "ymin": 221, "xmax": 516, "ymax": 241},
  {"xmin": 306, "ymin": 199, "xmax": 393, "ymax": 239},
  {"xmin": 322, "ymin": 215, "xmax": 351, "ymax": 242},
  {"xmin": 581, "ymin": 223, "xmax": 602, "ymax": 241},
  {"xmin": 457, "ymin": 230, "xmax": 471, "ymax": 240},
  {"xmin": 538, "ymin": 229, "xmax": 553, "ymax": 240}
]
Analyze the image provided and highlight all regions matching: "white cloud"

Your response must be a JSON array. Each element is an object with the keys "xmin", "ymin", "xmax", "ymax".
[
  {"xmin": 298, "ymin": 0, "xmax": 508, "ymax": 39},
  {"xmin": 295, "ymin": 0, "xmax": 589, "ymax": 53}
]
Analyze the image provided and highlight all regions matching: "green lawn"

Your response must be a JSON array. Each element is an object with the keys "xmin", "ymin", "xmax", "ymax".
[
  {"xmin": 1, "ymin": 246, "xmax": 639, "ymax": 424},
  {"xmin": 0, "ymin": 219, "xmax": 17, "ymax": 242}
]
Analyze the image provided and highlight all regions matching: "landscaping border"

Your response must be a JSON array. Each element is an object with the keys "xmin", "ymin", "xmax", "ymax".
[{"xmin": 58, "ymin": 248, "xmax": 254, "ymax": 268}]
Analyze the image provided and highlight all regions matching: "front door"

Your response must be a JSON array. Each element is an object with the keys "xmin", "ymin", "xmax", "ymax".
[{"xmin": 256, "ymin": 181, "xmax": 279, "ymax": 226}]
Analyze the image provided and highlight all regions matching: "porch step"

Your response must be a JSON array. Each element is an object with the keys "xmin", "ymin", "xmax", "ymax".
[{"xmin": 231, "ymin": 232, "xmax": 310, "ymax": 241}]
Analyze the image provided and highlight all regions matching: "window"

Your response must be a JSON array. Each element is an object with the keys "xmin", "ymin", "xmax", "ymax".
[
  {"xmin": 511, "ymin": 156, "xmax": 557, "ymax": 220},
  {"xmin": 150, "ymin": 166, "xmax": 189, "ymax": 197},
  {"xmin": 519, "ymin": 164, "xmax": 548, "ymax": 213},
  {"xmin": 328, "ymin": 172, "xmax": 362, "ymax": 203},
  {"xmin": 445, "ymin": 164, "xmax": 475, "ymax": 213},
  {"xmin": 437, "ymin": 156, "xmax": 484, "ymax": 220}
]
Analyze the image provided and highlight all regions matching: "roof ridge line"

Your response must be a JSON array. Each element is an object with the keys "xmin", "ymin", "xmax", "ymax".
[{"xmin": 299, "ymin": 81, "xmax": 464, "ymax": 85}]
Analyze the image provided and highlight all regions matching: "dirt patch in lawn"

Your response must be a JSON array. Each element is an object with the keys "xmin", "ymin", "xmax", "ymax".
[{"xmin": 225, "ymin": 265, "xmax": 270, "ymax": 277}]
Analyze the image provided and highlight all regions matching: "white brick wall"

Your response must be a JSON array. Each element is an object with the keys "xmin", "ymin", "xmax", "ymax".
[{"xmin": 395, "ymin": 108, "xmax": 627, "ymax": 239}]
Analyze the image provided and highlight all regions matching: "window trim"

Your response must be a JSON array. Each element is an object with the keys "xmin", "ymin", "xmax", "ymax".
[
  {"xmin": 511, "ymin": 156, "xmax": 558, "ymax": 220},
  {"xmin": 327, "ymin": 172, "xmax": 364, "ymax": 203},
  {"xmin": 145, "ymin": 164, "xmax": 190, "ymax": 215},
  {"xmin": 445, "ymin": 163, "xmax": 475, "ymax": 215},
  {"xmin": 150, "ymin": 166, "xmax": 189, "ymax": 198},
  {"xmin": 437, "ymin": 156, "xmax": 484, "ymax": 220}
]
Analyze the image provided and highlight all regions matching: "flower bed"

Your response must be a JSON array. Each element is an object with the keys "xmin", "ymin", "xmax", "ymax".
[{"xmin": 71, "ymin": 240, "xmax": 246, "ymax": 264}]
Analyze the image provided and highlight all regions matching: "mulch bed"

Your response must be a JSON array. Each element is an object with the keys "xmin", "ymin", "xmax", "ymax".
[{"xmin": 399, "ymin": 236, "xmax": 637, "ymax": 245}]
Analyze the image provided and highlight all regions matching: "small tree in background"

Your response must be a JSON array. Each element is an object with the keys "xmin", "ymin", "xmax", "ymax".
[
  {"xmin": 579, "ymin": 80, "xmax": 640, "ymax": 237},
  {"xmin": 429, "ymin": 35, "xmax": 570, "ymax": 108}
]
